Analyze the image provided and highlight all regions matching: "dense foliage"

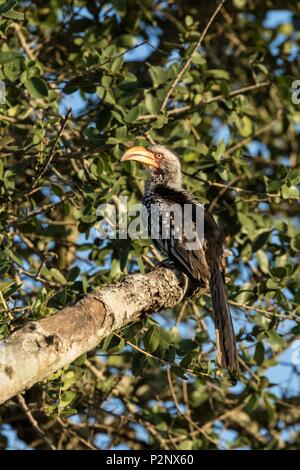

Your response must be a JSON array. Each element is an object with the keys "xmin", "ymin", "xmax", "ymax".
[{"xmin": 0, "ymin": 0, "xmax": 299, "ymax": 450}]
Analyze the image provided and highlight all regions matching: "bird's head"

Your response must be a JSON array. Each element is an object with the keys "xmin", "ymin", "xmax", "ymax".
[{"xmin": 121, "ymin": 144, "xmax": 182, "ymax": 189}]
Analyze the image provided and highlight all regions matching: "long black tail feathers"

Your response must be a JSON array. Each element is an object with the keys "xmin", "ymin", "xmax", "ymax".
[{"xmin": 210, "ymin": 267, "xmax": 239, "ymax": 375}]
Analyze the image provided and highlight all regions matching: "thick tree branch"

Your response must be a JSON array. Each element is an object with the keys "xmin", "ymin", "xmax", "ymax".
[{"xmin": 0, "ymin": 266, "xmax": 203, "ymax": 405}]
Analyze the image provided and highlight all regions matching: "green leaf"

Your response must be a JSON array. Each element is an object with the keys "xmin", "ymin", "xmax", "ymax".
[
  {"xmin": 61, "ymin": 371, "xmax": 77, "ymax": 391},
  {"xmin": 0, "ymin": 51, "xmax": 22, "ymax": 64},
  {"xmin": 101, "ymin": 75, "xmax": 113, "ymax": 88},
  {"xmin": 192, "ymin": 51, "xmax": 206, "ymax": 66},
  {"xmin": 158, "ymin": 327, "xmax": 172, "ymax": 348},
  {"xmin": 125, "ymin": 107, "xmax": 139, "ymax": 123},
  {"xmin": 264, "ymin": 176, "xmax": 282, "ymax": 194},
  {"xmin": 137, "ymin": 256, "xmax": 145, "ymax": 274},
  {"xmin": 111, "ymin": 258, "xmax": 121, "ymax": 278},
  {"xmin": 255, "ymin": 63, "xmax": 269, "ymax": 75},
  {"xmin": 111, "ymin": 56, "xmax": 123, "ymax": 73},
  {"xmin": 252, "ymin": 231, "xmax": 270, "ymax": 252},
  {"xmin": 288, "ymin": 168, "xmax": 300, "ymax": 185},
  {"xmin": 0, "ymin": 159, "xmax": 4, "ymax": 179},
  {"xmin": 101, "ymin": 333, "xmax": 125, "ymax": 353},
  {"xmin": 4, "ymin": 248, "xmax": 23, "ymax": 267},
  {"xmin": 185, "ymin": 15, "xmax": 193, "ymax": 27},
  {"xmin": 149, "ymin": 66, "xmax": 168, "ymax": 87},
  {"xmin": 207, "ymin": 69, "xmax": 230, "ymax": 80},
  {"xmin": 132, "ymin": 353, "xmax": 146, "ymax": 376},
  {"xmin": 267, "ymin": 330, "xmax": 285, "ymax": 352},
  {"xmin": 238, "ymin": 213, "xmax": 255, "ymax": 232},
  {"xmin": 50, "ymin": 268, "xmax": 67, "ymax": 285},
  {"xmin": 80, "ymin": 214, "xmax": 97, "ymax": 224},
  {"xmin": 144, "ymin": 325, "xmax": 160, "ymax": 353},
  {"xmin": 291, "ymin": 233, "xmax": 300, "ymax": 252},
  {"xmin": 3, "ymin": 57, "xmax": 24, "ymax": 81},
  {"xmin": 254, "ymin": 342, "xmax": 265, "ymax": 366},
  {"xmin": 266, "ymin": 278, "xmax": 280, "ymax": 290},
  {"xmin": 212, "ymin": 140, "xmax": 226, "ymax": 162},
  {"xmin": 81, "ymin": 275, "xmax": 88, "ymax": 294},
  {"xmin": 0, "ymin": 0, "xmax": 18, "ymax": 14},
  {"xmin": 145, "ymin": 93, "xmax": 160, "ymax": 115},
  {"xmin": 0, "ymin": 280, "xmax": 14, "ymax": 292},
  {"xmin": 271, "ymin": 266, "xmax": 287, "ymax": 279},
  {"xmin": 152, "ymin": 114, "xmax": 168, "ymax": 129},
  {"xmin": 244, "ymin": 393, "xmax": 260, "ymax": 413},
  {"xmin": 236, "ymin": 115, "xmax": 253, "ymax": 137},
  {"xmin": 25, "ymin": 77, "xmax": 48, "ymax": 99},
  {"xmin": 233, "ymin": 0, "xmax": 247, "ymax": 9},
  {"xmin": 59, "ymin": 407, "xmax": 77, "ymax": 417},
  {"xmin": 62, "ymin": 368, "xmax": 84, "ymax": 390},
  {"xmin": 263, "ymin": 395, "xmax": 277, "ymax": 422},
  {"xmin": 179, "ymin": 439, "xmax": 194, "ymax": 450},
  {"xmin": 116, "ymin": 34, "xmax": 136, "ymax": 47},
  {"xmin": 281, "ymin": 184, "xmax": 299, "ymax": 199},
  {"xmin": 256, "ymin": 250, "xmax": 269, "ymax": 274},
  {"xmin": 2, "ymin": 8, "xmax": 23, "ymax": 20},
  {"xmin": 291, "ymin": 325, "xmax": 300, "ymax": 335},
  {"xmin": 170, "ymin": 366, "xmax": 188, "ymax": 380},
  {"xmin": 59, "ymin": 390, "xmax": 76, "ymax": 408}
]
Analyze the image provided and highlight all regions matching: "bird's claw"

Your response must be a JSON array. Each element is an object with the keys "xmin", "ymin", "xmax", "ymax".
[
  {"xmin": 147, "ymin": 258, "xmax": 175, "ymax": 272},
  {"xmin": 156, "ymin": 258, "xmax": 175, "ymax": 269}
]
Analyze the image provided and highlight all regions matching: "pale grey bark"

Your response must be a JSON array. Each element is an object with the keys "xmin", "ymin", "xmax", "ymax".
[{"xmin": 0, "ymin": 266, "xmax": 203, "ymax": 405}]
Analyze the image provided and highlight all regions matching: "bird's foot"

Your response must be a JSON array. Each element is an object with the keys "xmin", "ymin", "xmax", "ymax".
[{"xmin": 147, "ymin": 258, "xmax": 175, "ymax": 272}]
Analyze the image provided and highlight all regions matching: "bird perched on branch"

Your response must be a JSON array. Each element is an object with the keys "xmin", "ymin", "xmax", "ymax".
[{"xmin": 121, "ymin": 145, "xmax": 239, "ymax": 374}]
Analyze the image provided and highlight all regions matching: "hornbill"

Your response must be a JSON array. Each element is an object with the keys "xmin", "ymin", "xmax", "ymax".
[{"xmin": 121, "ymin": 145, "xmax": 239, "ymax": 374}]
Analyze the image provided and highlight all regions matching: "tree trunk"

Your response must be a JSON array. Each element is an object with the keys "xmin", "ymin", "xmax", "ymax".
[{"xmin": 0, "ymin": 266, "xmax": 203, "ymax": 405}]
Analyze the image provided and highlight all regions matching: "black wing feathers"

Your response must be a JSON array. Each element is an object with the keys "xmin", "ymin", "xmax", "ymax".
[{"xmin": 149, "ymin": 185, "xmax": 239, "ymax": 373}]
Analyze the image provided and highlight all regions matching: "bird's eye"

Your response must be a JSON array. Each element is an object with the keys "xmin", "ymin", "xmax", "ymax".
[{"xmin": 156, "ymin": 153, "xmax": 163, "ymax": 160}]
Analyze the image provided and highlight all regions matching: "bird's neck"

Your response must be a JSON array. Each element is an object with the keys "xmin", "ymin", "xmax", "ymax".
[{"xmin": 145, "ymin": 173, "xmax": 183, "ymax": 194}]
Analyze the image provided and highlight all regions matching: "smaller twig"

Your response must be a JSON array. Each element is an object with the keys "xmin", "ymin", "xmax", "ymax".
[
  {"xmin": 175, "ymin": 300, "xmax": 188, "ymax": 326},
  {"xmin": 224, "ymin": 121, "xmax": 275, "ymax": 157},
  {"xmin": 17, "ymin": 394, "xmax": 56, "ymax": 450},
  {"xmin": 184, "ymin": 172, "xmax": 299, "ymax": 201},
  {"xmin": 31, "ymin": 108, "xmax": 72, "ymax": 192},
  {"xmin": 144, "ymin": 130, "xmax": 156, "ymax": 145},
  {"xmin": 0, "ymin": 114, "xmax": 15, "ymax": 123},
  {"xmin": 229, "ymin": 299, "xmax": 299, "ymax": 322},
  {"xmin": 0, "ymin": 291, "xmax": 13, "ymax": 320},
  {"xmin": 167, "ymin": 369, "xmax": 219, "ymax": 447},
  {"xmin": 182, "ymin": 380, "xmax": 193, "ymax": 434},
  {"xmin": 208, "ymin": 177, "xmax": 241, "ymax": 212},
  {"xmin": 160, "ymin": 0, "xmax": 226, "ymax": 113},
  {"xmin": 84, "ymin": 359, "xmax": 105, "ymax": 381},
  {"xmin": 56, "ymin": 417, "xmax": 97, "ymax": 450},
  {"xmin": 170, "ymin": 81, "xmax": 270, "ymax": 117},
  {"xmin": 9, "ymin": 191, "xmax": 75, "ymax": 227},
  {"xmin": 13, "ymin": 23, "xmax": 35, "ymax": 60},
  {"xmin": 238, "ymin": 357, "xmax": 260, "ymax": 382},
  {"xmin": 191, "ymin": 302, "xmax": 207, "ymax": 331},
  {"xmin": 115, "ymin": 333, "xmax": 212, "ymax": 378},
  {"xmin": 139, "ymin": 81, "xmax": 270, "ymax": 121},
  {"xmin": 201, "ymin": 401, "xmax": 246, "ymax": 433},
  {"xmin": 18, "ymin": 267, "xmax": 61, "ymax": 289}
]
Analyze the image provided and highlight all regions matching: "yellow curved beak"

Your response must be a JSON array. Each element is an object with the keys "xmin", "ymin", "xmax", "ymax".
[{"xmin": 121, "ymin": 146, "xmax": 159, "ymax": 169}]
